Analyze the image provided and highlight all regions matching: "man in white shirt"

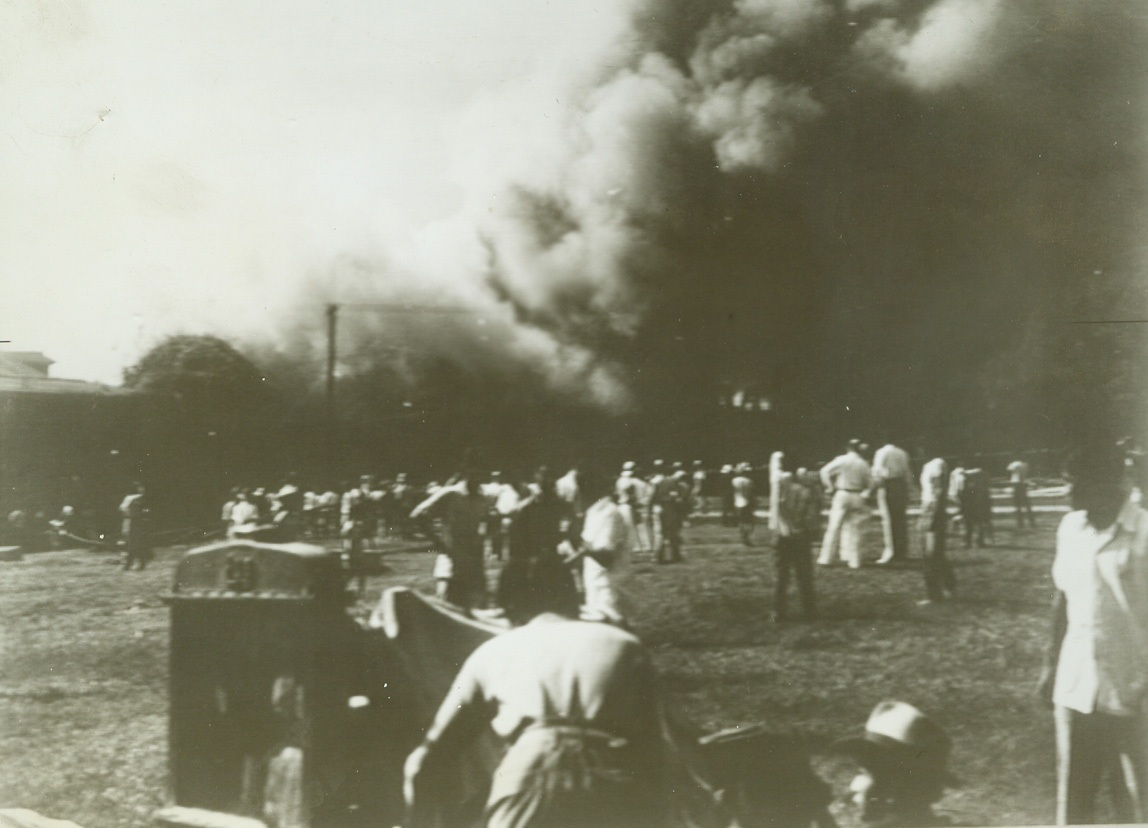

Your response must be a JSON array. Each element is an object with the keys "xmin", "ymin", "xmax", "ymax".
[
  {"xmin": 580, "ymin": 473, "xmax": 634, "ymax": 625},
  {"xmin": 403, "ymin": 559, "xmax": 667, "ymax": 828},
  {"xmin": 769, "ymin": 452, "xmax": 819, "ymax": 621},
  {"xmin": 690, "ymin": 461, "xmax": 707, "ymax": 519},
  {"xmin": 1037, "ymin": 442, "xmax": 1148, "ymax": 824},
  {"xmin": 644, "ymin": 460, "xmax": 666, "ymax": 553},
  {"xmin": 872, "ymin": 440, "xmax": 914, "ymax": 565},
  {"xmin": 616, "ymin": 462, "xmax": 649, "ymax": 555},
  {"xmin": 918, "ymin": 456, "xmax": 955, "ymax": 604},
  {"xmin": 228, "ymin": 490, "xmax": 260, "ymax": 538},
  {"xmin": 1008, "ymin": 458, "xmax": 1036, "ymax": 529},
  {"xmin": 731, "ymin": 463, "xmax": 756, "ymax": 546},
  {"xmin": 817, "ymin": 440, "xmax": 873, "ymax": 569},
  {"xmin": 490, "ymin": 474, "xmax": 522, "ymax": 561}
]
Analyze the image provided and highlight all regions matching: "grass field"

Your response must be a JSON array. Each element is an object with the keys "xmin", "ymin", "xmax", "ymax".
[{"xmin": 0, "ymin": 510, "xmax": 1073, "ymax": 826}]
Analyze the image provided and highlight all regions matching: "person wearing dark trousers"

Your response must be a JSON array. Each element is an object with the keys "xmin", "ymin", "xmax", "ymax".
[
  {"xmin": 769, "ymin": 452, "xmax": 818, "ymax": 622},
  {"xmin": 918, "ymin": 456, "xmax": 955, "ymax": 605},
  {"xmin": 119, "ymin": 482, "xmax": 153, "ymax": 571},
  {"xmin": 1007, "ymin": 458, "xmax": 1036, "ymax": 529},
  {"xmin": 732, "ymin": 463, "xmax": 756, "ymax": 547},
  {"xmin": 654, "ymin": 471, "xmax": 690, "ymax": 564},
  {"xmin": 956, "ymin": 464, "xmax": 993, "ymax": 548}
]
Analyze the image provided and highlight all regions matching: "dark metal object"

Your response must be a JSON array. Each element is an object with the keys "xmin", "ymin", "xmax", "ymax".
[{"xmin": 160, "ymin": 542, "xmax": 416, "ymax": 828}]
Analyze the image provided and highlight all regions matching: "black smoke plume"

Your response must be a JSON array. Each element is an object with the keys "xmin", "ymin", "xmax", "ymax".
[{"xmin": 263, "ymin": 0, "xmax": 1148, "ymax": 463}]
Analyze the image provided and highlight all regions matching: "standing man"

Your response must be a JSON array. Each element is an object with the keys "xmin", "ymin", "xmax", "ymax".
[
  {"xmin": 616, "ymin": 462, "xmax": 648, "ymax": 555},
  {"xmin": 918, "ymin": 455, "xmax": 955, "ymax": 605},
  {"xmin": 654, "ymin": 470, "xmax": 690, "ymax": 564},
  {"xmin": 731, "ymin": 463, "xmax": 756, "ymax": 547},
  {"xmin": 498, "ymin": 467, "xmax": 578, "ymax": 615},
  {"xmin": 342, "ymin": 476, "xmax": 378, "ymax": 595},
  {"xmin": 769, "ymin": 452, "xmax": 818, "ymax": 622},
  {"xmin": 1008, "ymin": 457, "xmax": 1036, "ymax": 529},
  {"xmin": 644, "ymin": 460, "xmax": 667, "ymax": 554},
  {"xmin": 554, "ymin": 466, "xmax": 583, "ymax": 539},
  {"xmin": 719, "ymin": 465, "xmax": 736, "ymax": 527},
  {"xmin": 119, "ymin": 482, "xmax": 153, "ymax": 571},
  {"xmin": 818, "ymin": 440, "xmax": 873, "ymax": 569},
  {"xmin": 410, "ymin": 470, "xmax": 490, "ymax": 612},
  {"xmin": 872, "ymin": 439, "xmax": 914, "ymax": 565},
  {"xmin": 1036, "ymin": 442, "xmax": 1148, "ymax": 825},
  {"xmin": 492, "ymin": 473, "xmax": 522, "ymax": 561},
  {"xmin": 403, "ymin": 559, "xmax": 667, "ymax": 828},
  {"xmin": 579, "ymin": 471, "xmax": 635, "ymax": 626},
  {"xmin": 957, "ymin": 462, "xmax": 993, "ymax": 548},
  {"xmin": 690, "ymin": 461, "xmax": 708, "ymax": 520}
]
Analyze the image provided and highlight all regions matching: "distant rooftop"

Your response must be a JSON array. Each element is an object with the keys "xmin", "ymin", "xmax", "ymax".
[
  {"xmin": 0, "ymin": 351, "xmax": 133, "ymax": 396},
  {"xmin": 0, "ymin": 351, "xmax": 54, "ymax": 378}
]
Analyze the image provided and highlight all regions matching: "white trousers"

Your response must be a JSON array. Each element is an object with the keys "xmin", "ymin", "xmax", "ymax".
[{"xmin": 818, "ymin": 490, "xmax": 868, "ymax": 568}]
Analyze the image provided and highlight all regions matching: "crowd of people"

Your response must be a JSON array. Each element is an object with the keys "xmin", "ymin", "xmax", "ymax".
[{"xmin": 204, "ymin": 440, "xmax": 1043, "ymax": 621}]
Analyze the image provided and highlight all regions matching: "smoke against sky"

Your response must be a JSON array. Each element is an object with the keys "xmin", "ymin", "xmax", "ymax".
[{"xmin": 3, "ymin": 0, "xmax": 1146, "ymax": 437}]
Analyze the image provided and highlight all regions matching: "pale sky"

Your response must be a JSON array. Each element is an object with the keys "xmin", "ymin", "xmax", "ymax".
[{"xmin": 0, "ymin": 0, "xmax": 632, "ymax": 382}]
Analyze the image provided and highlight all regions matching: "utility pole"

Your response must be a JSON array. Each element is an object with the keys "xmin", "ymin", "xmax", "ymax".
[
  {"xmin": 323, "ymin": 302, "xmax": 470, "ymax": 479},
  {"xmin": 325, "ymin": 304, "xmax": 339, "ymax": 478}
]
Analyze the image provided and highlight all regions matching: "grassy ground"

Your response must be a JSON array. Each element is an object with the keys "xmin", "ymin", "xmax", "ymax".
[{"xmin": 0, "ymin": 511, "xmax": 1066, "ymax": 826}]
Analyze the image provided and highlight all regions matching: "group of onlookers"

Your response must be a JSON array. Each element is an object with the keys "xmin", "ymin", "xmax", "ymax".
[{"xmin": 404, "ymin": 439, "xmax": 1148, "ymax": 827}]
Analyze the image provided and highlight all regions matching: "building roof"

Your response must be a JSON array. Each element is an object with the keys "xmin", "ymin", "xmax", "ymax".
[
  {"xmin": 0, "ymin": 351, "xmax": 133, "ymax": 396},
  {"xmin": 0, "ymin": 351, "xmax": 54, "ymax": 378}
]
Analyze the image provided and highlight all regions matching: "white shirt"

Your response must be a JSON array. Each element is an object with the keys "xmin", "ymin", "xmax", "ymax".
[
  {"xmin": 1007, "ymin": 460, "xmax": 1030, "ymax": 484},
  {"xmin": 421, "ymin": 616, "xmax": 660, "ymax": 803},
  {"xmin": 616, "ymin": 474, "xmax": 641, "ymax": 505},
  {"xmin": 919, "ymin": 458, "xmax": 948, "ymax": 508},
  {"xmin": 820, "ymin": 452, "xmax": 872, "ymax": 493},
  {"xmin": 872, "ymin": 444, "xmax": 913, "ymax": 485},
  {"xmin": 1052, "ymin": 500, "xmax": 1148, "ymax": 716},
  {"xmin": 555, "ymin": 471, "xmax": 580, "ymax": 504},
  {"xmin": 581, "ymin": 498, "xmax": 632, "ymax": 624},
  {"xmin": 581, "ymin": 498, "xmax": 630, "ymax": 556},
  {"xmin": 947, "ymin": 468, "xmax": 966, "ymax": 500},
  {"xmin": 230, "ymin": 500, "xmax": 259, "ymax": 527},
  {"xmin": 495, "ymin": 484, "xmax": 521, "ymax": 516},
  {"xmin": 731, "ymin": 475, "xmax": 753, "ymax": 509}
]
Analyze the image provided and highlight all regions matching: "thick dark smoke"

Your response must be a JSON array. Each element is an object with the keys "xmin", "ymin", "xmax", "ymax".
[{"xmin": 272, "ymin": 0, "xmax": 1148, "ymax": 459}]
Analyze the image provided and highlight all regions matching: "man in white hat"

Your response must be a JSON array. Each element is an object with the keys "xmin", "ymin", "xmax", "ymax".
[{"xmin": 831, "ymin": 700, "xmax": 958, "ymax": 826}]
